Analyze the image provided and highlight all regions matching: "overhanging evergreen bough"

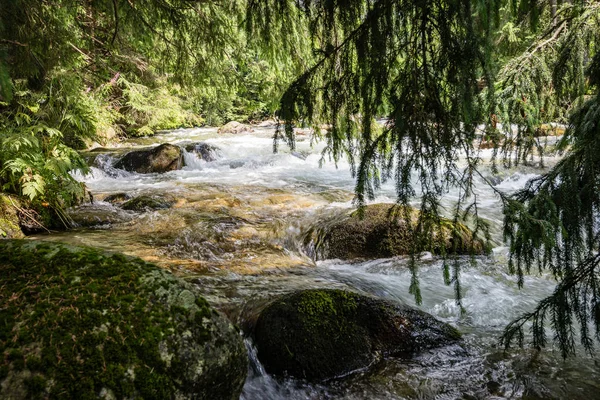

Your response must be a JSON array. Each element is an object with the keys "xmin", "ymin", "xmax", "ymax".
[{"xmin": 248, "ymin": 0, "xmax": 600, "ymax": 356}]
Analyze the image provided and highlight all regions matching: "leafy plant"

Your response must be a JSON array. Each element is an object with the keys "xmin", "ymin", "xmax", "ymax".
[{"xmin": 0, "ymin": 74, "xmax": 91, "ymax": 225}]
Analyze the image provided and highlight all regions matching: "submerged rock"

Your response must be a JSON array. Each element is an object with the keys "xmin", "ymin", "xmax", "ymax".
[
  {"xmin": 308, "ymin": 203, "xmax": 487, "ymax": 260},
  {"xmin": 218, "ymin": 121, "xmax": 253, "ymax": 135},
  {"xmin": 253, "ymin": 289, "xmax": 461, "ymax": 381},
  {"xmin": 0, "ymin": 240, "xmax": 247, "ymax": 399},
  {"xmin": 121, "ymin": 195, "xmax": 174, "ymax": 212},
  {"xmin": 68, "ymin": 203, "xmax": 134, "ymax": 227},
  {"xmin": 103, "ymin": 192, "xmax": 133, "ymax": 204},
  {"xmin": 114, "ymin": 143, "xmax": 183, "ymax": 173}
]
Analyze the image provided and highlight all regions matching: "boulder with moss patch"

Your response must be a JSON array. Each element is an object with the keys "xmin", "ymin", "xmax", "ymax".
[
  {"xmin": 0, "ymin": 240, "xmax": 247, "ymax": 399},
  {"xmin": 0, "ymin": 195, "xmax": 24, "ymax": 239},
  {"xmin": 253, "ymin": 289, "xmax": 461, "ymax": 381},
  {"xmin": 307, "ymin": 203, "xmax": 488, "ymax": 260},
  {"xmin": 114, "ymin": 143, "xmax": 183, "ymax": 173}
]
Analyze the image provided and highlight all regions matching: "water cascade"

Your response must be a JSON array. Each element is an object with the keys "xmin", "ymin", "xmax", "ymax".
[{"xmin": 34, "ymin": 127, "xmax": 600, "ymax": 399}]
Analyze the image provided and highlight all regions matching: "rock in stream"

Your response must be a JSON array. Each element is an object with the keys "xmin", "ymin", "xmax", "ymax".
[
  {"xmin": 306, "ymin": 203, "xmax": 489, "ymax": 260},
  {"xmin": 0, "ymin": 240, "xmax": 247, "ymax": 399},
  {"xmin": 218, "ymin": 121, "xmax": 253, "ymax": 135},
  {"xmin": 252, "ymin": 288, "xmax": 461, "ymax": 381},
  {"xmin": 114, "ymin": 143, "xmax": 183, "ymax": 173}
]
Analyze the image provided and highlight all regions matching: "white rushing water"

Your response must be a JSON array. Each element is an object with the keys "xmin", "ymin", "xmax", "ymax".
[{"xmin": 64, "ymin": 127, "xmax": 600, "ymax": 399}]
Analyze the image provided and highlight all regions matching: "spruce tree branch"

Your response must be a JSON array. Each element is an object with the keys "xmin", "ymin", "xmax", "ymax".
[
  {"xmin": 527, "ymin": 21, "xmax": 566, "ymax": 57},
  {"xmin": 0, "ymin": 39, "xmax": 28, "ymax": 47},
  {"xmin": 501, "ymin": 252, "xmax": 600, "ymax": 357},
  {"xmin": 111, "ymin": 0, "xmax": 119, "ymax": 46}
]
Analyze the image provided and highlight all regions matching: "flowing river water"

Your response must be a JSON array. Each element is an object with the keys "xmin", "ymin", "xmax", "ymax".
[{"xmin": 32, "ymin": 127, "xmax": 600, "ymax": 399}]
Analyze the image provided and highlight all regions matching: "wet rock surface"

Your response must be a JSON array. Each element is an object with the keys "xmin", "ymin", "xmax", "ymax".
[
  {"xmin": 308, "ymin": 203, "xmax": 487, "ymax": 260},
  {"xmin": 103, "ymin": 192, "xmax": 133, "ymax": 204},
  {"xmin": 183, "ymin": 142, "xmax": 221, "ymax": 162},
  {"xmin": 252, "ymin": 289, "xmax": 461, "ymax": 381},
  {"xmin": 121, "ymin": 195, "xmax": 174, "ymax": 211},
  {"xmin": 69, "ymin": 203, "xmax": 134, "ymax": 227},
  {"xmin": 114, "ymin": 143, "xmax": 183, "ymax": 173},
  {"xmin": 0, "ymin": 240, "xmax": 248, "ymax": 399},
  {"xmin": 218, "ymin": 121, "xmax": 254, "ymax": 135}
]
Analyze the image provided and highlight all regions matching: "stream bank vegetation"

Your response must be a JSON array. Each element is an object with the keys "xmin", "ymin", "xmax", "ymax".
[{"xmin": 1, "ymin": 0, "xmax": 599, "ymax": 357}]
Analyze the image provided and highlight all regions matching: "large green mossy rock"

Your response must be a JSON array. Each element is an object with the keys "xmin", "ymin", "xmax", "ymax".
[
  {"xmin": 253, "ymin": 289, "xmax": 461, "ymax": 381},
  {"xmin": 0, "ymin": 241, "xmax": 247, "ymax": 399},
  {"xmin": 309, "ymin": 204, "xmax": 488, "ymax": 260},
  {"xmin": 114, "ymin": 143, "xmax": 183, "ymax": 174},
  {"xmin": 0, "ymin": 195, "xmax": 24, "ymax": 239}
]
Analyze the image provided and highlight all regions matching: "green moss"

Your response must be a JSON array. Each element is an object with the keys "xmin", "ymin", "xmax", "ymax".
[
  {"xmin": 24, "ymin": 375, "xmax": 46, "ymax": 396},
  {"xmin": 7, "ymin": 349, "xmax": 24, "ymax": 371},
  {"xmin": 296, "ymin": 290, "xmax": 359, "ymax": 333},
  {"xmin": 0, "ymin": 240, "xmax": 214, "ymax": 399},
  {"xmin": 254, "ymin": 289, "xmax": 462, "ymax": 381},
  {"xmin": 0, "ymin": 365, "xmax": 8, "ymax": 381}
]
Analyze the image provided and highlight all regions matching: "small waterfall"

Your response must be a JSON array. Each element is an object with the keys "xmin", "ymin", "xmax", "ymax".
[
  {"xmin": 89, "ymin": 153, "xmax": 133, "ymax": 179},
  {"xmin": 182, "ymin": 150, "xmax": 206, "ymax": 170},
  {"xmin": 240, "ymin": 338, "xmax": 332, "ymax": 400}
]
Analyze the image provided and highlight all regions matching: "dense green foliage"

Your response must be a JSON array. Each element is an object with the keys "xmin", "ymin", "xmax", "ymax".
[{"xmin": 0, "ymin": 0, "xmax": 299, "ymax": 220}]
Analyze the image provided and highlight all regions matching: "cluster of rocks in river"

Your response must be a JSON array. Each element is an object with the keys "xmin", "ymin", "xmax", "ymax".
[
  {"xmin": 0, "ymin": 243, "xmax": 469, "ymax": 398},
  {"xmin": 68, "ymin": 141, "xmax": 221, "ymax": 227},
  {"xmin": 110, "ymin": 141, "xmax": 220, "ymax": 175},
  {"xmin": 0, "ymin": 121, "xmax": 491, "ymax": 397}
]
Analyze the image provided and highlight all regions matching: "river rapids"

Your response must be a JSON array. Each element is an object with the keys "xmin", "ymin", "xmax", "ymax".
[{"xmin": 32, "ymin": 126, "xmax": 600, "ymax": 399}]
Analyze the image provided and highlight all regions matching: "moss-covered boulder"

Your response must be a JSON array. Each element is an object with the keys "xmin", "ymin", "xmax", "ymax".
[
  {"xmin": 121, "ymin": 195, "xmax": 174, "ymax": 212},
  {"xmin": 114, "ymin": 143, "xmax": 183, "ymax": 173},
  {"xmin": 217, "ymin": 121, "xmax": 253, "ymax": 135},
  {"xmin": 253, "ymin": 289, "xmax": 460, "ymax": 381},
  {"xmin": 308, "ymin": 203, "xmax": 487, "ymax": 260},
  {"xmin": 0, "ymin": 240, "xmax": 247, "ymax": 399},
  {"xmin": 0, "ymin": 195, "xmax": 24, "ymax": 239}
]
